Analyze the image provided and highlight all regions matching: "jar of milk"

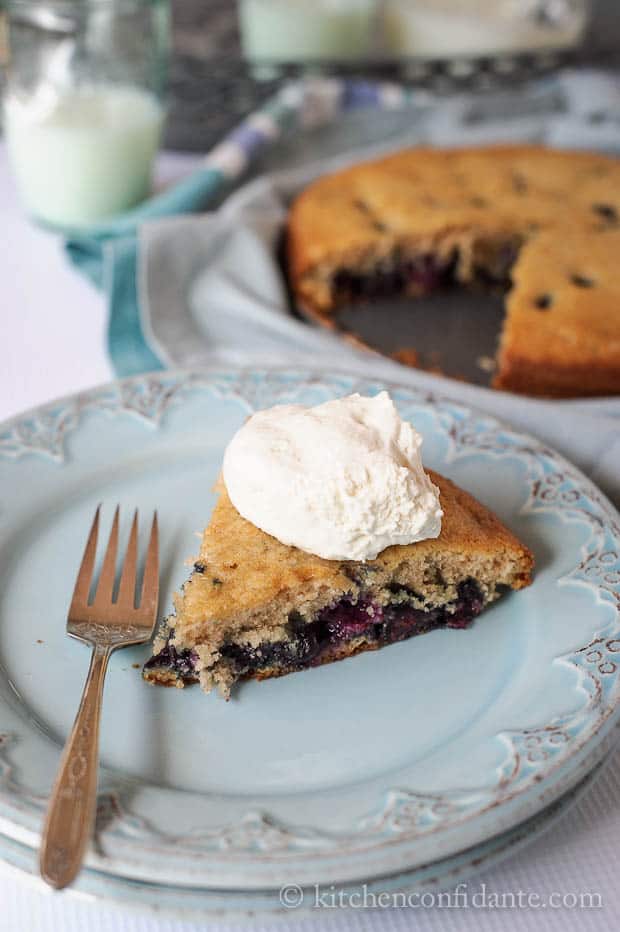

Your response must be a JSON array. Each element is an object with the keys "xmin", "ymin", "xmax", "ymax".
[
  {"xmin": 381, "ymin": 0, "xmax": 589, "ymax": 59},
  {"xmin": 239, "ymin": 0, "xmax": 377, "ymax": 64},
  {"xmin": 3, "ymin": 0, "xmax": 169, "ymax": 227}
]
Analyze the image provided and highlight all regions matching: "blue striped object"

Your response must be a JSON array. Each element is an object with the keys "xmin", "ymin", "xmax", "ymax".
[{"xmin": 63, "ymin": 78, "xmax": 415, "ymax": 376}]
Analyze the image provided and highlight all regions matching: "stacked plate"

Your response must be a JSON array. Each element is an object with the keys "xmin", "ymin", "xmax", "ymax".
[{"xmin": 0, "ymin": 369, "xmax": 619, "ymax": 919}]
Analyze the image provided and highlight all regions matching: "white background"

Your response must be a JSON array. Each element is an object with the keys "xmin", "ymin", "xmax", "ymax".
[{"xmin": 2, "ymin": 142, "xmax": 620, "ymax": 931}]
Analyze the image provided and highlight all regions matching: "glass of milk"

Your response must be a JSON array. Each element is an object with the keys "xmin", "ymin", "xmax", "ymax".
[
  {"xmin": 381, "ymin": 0, "xmax": 590, "ymax": 59},
  {"xmin": 239, "ymin": 0, "xmax": 377, "ymax": 64},
  {"xmin": 4, "ymin": 0, "xmax": 169, "ymax": 228}
]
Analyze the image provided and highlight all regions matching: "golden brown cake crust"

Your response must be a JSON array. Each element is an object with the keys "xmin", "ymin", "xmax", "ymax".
[
  {"xmin": 287, "ymin": 145, "xmax": 620, "ymax": 398},
  {"xmin": 494, "ymin": 227, "xmax": 620, "ymax": 396},
  {"xmin": 191, "ymin": 471, "xmax": 532, "ymax": 621}
]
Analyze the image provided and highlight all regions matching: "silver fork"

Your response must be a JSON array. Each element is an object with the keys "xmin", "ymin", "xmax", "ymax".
[{"xmin": 39, "ymin": 505, "xmax": 159, "ymax": 890}]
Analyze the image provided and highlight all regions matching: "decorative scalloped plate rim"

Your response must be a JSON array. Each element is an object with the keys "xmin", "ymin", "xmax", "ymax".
[
  {"xmin": 0, "ymin": 368, "xmax": 619, "ymax": 891},
  {"xmin": 0, "ymin": 754, "xmax": 606, "ymax": 921}
]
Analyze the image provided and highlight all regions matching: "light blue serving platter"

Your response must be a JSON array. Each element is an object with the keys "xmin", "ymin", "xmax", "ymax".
[{"xmin": 0, "ymin": 369, "xmax": 619, "ymax": 896}]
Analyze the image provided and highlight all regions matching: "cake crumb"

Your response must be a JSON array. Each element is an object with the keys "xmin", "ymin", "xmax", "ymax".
[
  {"xmin": 36, "ymin": 639, "xmax": 44, "ymax": 644},
  {"xmin": 477, "ymin": 355, "xmax": 497, "ymax": 373},
  {"xmin": 132, "ymin": 663, "xmax": 141, "ymax": 669},
  {"xmin": 391, "ymin": 347, "xmax": 419, "ymax": 367}
]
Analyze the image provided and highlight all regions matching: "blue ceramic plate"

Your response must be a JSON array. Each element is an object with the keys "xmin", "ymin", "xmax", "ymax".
[
  {"xmin": 0, "ymin": 756, "xmax": 605, "ymax": 920},
  {"xmin": 0, "ymin": 369, "xmax": 619, "ymax": 892}
]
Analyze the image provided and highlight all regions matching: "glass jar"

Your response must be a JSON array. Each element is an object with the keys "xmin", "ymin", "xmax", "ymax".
[
  {"xmin": 4, "ymin": 0, "xmax": 169, "ymax": 227},
  {"xmin": 381, "ymin": 0, "xmax": 590, "ymax": 59},
  {"xmin": 238, "ymin": 0, "xmax": 377, "ymax": 64}
]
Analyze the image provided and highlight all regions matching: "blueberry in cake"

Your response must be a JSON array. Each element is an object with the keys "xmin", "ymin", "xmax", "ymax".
[
  {"xmin": 287, "ymin": 145, "xmax": 620, "ymax": 398},
  {"xmin": 144, "ymin": 394, "xmax": 533, "ymax": 697}
]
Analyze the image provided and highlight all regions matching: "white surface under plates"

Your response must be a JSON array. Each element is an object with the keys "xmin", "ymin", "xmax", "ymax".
[{"xmin": 1, "ymin": 140, "xmax": 620, "ymax": 931}]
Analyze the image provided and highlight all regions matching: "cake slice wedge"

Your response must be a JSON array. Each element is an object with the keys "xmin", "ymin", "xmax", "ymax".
[{"xmin": 143, "ymin": 471, "xmax": 533, "ymax": 697}]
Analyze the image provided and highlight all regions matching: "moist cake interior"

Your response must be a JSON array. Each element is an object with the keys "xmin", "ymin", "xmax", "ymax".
[
  {"xmin": 291, "ymin": 225, "xmax": 533, "ymax": 388},
  {"xmin": 144, "ymin": 578, "xmax": 486, "ymax": 686},
  {"xmin": 326, "ymin": 236, "xmax": 518, "ymax": 385},
  {"xmin": 329, "ymin": 234, "xmax": 519, "ymax": 306}
]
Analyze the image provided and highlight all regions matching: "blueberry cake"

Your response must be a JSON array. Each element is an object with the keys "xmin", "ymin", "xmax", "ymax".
[
  {"xmin": 287, "ymin": 145, "xmax": 620, "ymax": 398},
  {"xmin": 143, "ymin": 472, "xmax": 533, "ymax": 697}
]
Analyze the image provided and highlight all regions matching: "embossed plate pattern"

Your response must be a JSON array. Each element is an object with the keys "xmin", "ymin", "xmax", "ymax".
[
  {"xmin": 0, "ymin": 757, "xmax": 605, "ymax": 920},
  {"xmin": 0, "ymin": 369, "xmax": 619, "ymax": 890}
]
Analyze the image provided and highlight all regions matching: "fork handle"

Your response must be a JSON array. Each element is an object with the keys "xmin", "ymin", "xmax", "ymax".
[{"xmin": 39, "ymin": 644, "xmax": 111, "ymax": 889}]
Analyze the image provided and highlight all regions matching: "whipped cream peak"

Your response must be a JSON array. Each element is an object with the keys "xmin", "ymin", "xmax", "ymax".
[{"xmin": 222, "ymin": 392, "xmax": 443, "ymax": 561}]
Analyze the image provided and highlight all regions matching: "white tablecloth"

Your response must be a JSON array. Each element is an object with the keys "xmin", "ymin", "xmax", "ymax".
[{"xmin": 2, "ymin": 142, "xmax": 620, "ymax": 932}]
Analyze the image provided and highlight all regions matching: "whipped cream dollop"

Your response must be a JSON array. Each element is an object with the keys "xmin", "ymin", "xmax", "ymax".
[{"xmin": 222, "ymin": 392, "xmax": 442, "ymax": 561}]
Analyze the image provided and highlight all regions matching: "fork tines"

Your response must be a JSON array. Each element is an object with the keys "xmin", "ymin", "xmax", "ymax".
[{"xmin": 69, "ymin": 506, "xmax": 159, "ymax": 628}]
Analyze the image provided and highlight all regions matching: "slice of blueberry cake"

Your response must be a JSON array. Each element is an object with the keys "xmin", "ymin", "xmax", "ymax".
[{"xmin": 144, "ymin": 471, "xmax": 533, "ymax": 697}]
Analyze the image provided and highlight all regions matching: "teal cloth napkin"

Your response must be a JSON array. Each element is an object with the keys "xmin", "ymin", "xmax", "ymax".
[{"xmin": 64, "ymin": 169, "xmax": 227, "ymax": 374}]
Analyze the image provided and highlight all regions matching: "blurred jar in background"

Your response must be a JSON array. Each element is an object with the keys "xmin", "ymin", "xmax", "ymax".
[
  {"xmin": 4, "ymin": 0, "xmax": 169, "ymax": 228},
  {"xmin": 382, "ymin": 0, "xmax": 590, "ymax": 58},
  {"xmin": 239, "ymin": 0, "xmax": 377, "ymax": 64},
  {"xmin": 0, "ymin": 3, "xmax": 8, "ymax": 69}
]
